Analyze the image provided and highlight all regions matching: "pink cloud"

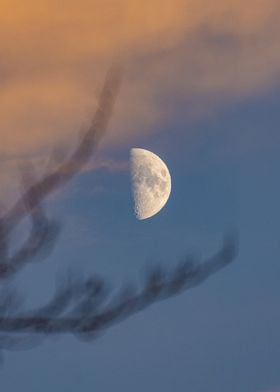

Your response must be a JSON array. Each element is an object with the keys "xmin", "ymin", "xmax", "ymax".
[{"xmin": 1, "ymin": 0, "xmax": 280, "ymax": 199}]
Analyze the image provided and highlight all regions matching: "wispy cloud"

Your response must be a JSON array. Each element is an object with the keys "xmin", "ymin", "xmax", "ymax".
[{"xmin": 1, "ymin": 0, "xmax": 280, "ymax": 188}]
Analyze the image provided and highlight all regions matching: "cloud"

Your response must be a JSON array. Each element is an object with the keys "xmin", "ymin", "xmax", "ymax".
[{"xmin": 1, "ymin": 0, "xmax": 280, "ymax": 195}]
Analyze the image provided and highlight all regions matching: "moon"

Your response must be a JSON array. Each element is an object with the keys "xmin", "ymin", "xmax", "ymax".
[{"xmin": 130, "ymin": 148, "xmax": 171, "ymax": 220}]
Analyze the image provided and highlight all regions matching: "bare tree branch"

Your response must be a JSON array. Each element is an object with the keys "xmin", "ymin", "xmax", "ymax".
[
  {"xmin": 3, "ymin": 65, "xmax": 122, "ymax": 233},
  {"xmin": 0, "ymin": 66, "xmax": 122, "ymax": 281},
  {"xmin": 0, "ymin": 234, "xmax": 237, "ymax": 338}
]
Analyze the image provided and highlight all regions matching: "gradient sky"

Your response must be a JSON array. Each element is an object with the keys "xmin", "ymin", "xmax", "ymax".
[{"xmin": 1, "ymin": 1, "xmax": 280, "ymax": 391}]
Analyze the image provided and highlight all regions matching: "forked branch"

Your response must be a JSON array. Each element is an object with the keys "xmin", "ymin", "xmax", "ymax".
[{"xmin": 0, "ymin": 66, "xmax": 122, "ymax": 280}]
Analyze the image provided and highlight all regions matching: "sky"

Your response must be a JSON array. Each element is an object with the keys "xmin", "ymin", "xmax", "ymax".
[{"xmin": 1, "ymin": 1, "xmax": 280, "ymax": 391}]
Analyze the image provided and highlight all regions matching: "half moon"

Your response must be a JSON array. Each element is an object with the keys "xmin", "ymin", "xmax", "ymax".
[{"xmin": 130, "ymin": 148, "xmax": 171, "ymax": 220}]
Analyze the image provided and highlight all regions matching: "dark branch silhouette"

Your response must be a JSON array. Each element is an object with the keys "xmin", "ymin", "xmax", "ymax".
[
  {"xmin": 0, "ymin": 66, "xmax": 122, "ymax": 280},
  {"xmin": 3, "ymin": 65, "xmax": 122, "ymax": 233},
  {"xmin": 0, "ymin": 234, "xmax": 237, "ymax": 337},
  {"xmin": 0, "ymin": 66, "xmax": 238, "ymax": 359}
]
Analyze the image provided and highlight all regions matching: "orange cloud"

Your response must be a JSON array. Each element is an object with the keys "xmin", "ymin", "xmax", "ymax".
[{"xmin": 1, "ymin": 0, "xmax": 280, "ymax": 198}]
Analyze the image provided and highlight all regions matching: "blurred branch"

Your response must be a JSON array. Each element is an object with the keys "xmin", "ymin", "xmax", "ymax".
[
  {"xmin": 0, "ymin": 234, "xmax": 237, "ymax": 339},
  {"xmin": 3, "ymin": 66, "xmax": 122, "ymax": 233},
  {"xmin": 0, "ymin": 66, "xmax": 122, "ymax": 280}
]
